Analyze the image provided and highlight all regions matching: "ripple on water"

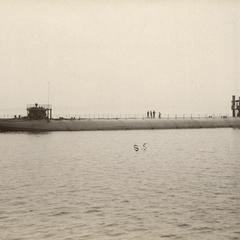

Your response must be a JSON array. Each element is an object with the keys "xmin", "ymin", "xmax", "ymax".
[{"xmin": 0, "ymin": 129, "xmax": 239, "ymax": 240}]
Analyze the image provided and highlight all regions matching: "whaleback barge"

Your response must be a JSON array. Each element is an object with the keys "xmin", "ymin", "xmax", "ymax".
[{"xmin": 0, "ymin": 96, "xmax": 240, "ymax": 132}]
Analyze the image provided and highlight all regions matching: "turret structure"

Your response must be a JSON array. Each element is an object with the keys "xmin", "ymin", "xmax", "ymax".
[{"xmin": 27, "ymin": 103, "xmax": 52, "ymax": 120}]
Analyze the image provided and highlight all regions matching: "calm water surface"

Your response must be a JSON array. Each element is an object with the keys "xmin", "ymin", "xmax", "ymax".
[{"xmin": 0, "ymin": 129, "xmax": 240, "ymax": 240}]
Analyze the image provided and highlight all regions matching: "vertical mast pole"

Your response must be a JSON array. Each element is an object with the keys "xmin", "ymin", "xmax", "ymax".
[
  {"xmin": 48, "ymin": 81, "xmax": 50, "ymax": 107},
  {"xmin": 232, "ymin": 95, "xmax": 236, "ymax": 117},
  {"xmin": 48, "ymin": 81, "xmax": 50, "ymax": 119}
]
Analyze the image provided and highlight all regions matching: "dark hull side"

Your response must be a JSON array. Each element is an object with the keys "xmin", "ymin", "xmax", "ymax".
[{"xmin": 0, "ymin": 118, "xmax": 240, "ymax": 132}]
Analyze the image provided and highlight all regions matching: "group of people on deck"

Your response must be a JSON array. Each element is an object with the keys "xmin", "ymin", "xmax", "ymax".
[{"xmin": 147, "ymin": 110, "xmax": 161, "ymax": 119}]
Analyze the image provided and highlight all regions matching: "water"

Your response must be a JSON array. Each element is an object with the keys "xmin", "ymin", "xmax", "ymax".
[{"xmin": 0, "ymin": 129, "xmax": 240, "ymax": 240}]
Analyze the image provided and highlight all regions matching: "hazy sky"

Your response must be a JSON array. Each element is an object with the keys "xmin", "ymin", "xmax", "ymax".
[{"xmin": 0, "ymin": 0, "xmax": 239, "ymax": 116}]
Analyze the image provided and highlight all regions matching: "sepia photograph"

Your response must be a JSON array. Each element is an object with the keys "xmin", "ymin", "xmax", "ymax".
[{"xmin": 0, "ymin": 1, "xmax": 240, "ymax": 239}]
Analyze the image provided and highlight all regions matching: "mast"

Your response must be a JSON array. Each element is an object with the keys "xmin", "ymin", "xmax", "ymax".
[
  {"xmin": 47, "ymin": 81, "xmax": 52, "ymax": 119},
  {"xmin": 48, "ymin": 81, "xmax": 50, "ymax": 107}
]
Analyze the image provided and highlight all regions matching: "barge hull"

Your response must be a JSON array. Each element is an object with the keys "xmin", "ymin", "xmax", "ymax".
[{"xmin": 0, "ymin": 118, "xmax": 240, "ymax": 132}]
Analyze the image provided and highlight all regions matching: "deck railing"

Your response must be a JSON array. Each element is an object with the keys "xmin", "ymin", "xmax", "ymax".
[
  {"xmin": 0, "ymin": 113, "xmax": 231, "ymax": 120},
  {"xmin": 52, "ymin": 113, "xmax": 231, "ymax": 120},
  {"xmin": 26, "ymin": 104, "xmax": 52, "ymax": 110}
]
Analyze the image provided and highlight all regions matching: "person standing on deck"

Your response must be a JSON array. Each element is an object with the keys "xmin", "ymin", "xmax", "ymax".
[
  {"xmin": 150, "ymin": 111, "xmax": 152, "ymax": 118},
  {"xmin": 159, "ymin": 112, "xmax": 161, "ymax": 119},
  {"xmin": 153, "ymin": 110, "xmax": 156, "ymax": 118},
  {"xmin": 147, "ymin": 111, "xmax": 149, "ymax": 118}
]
